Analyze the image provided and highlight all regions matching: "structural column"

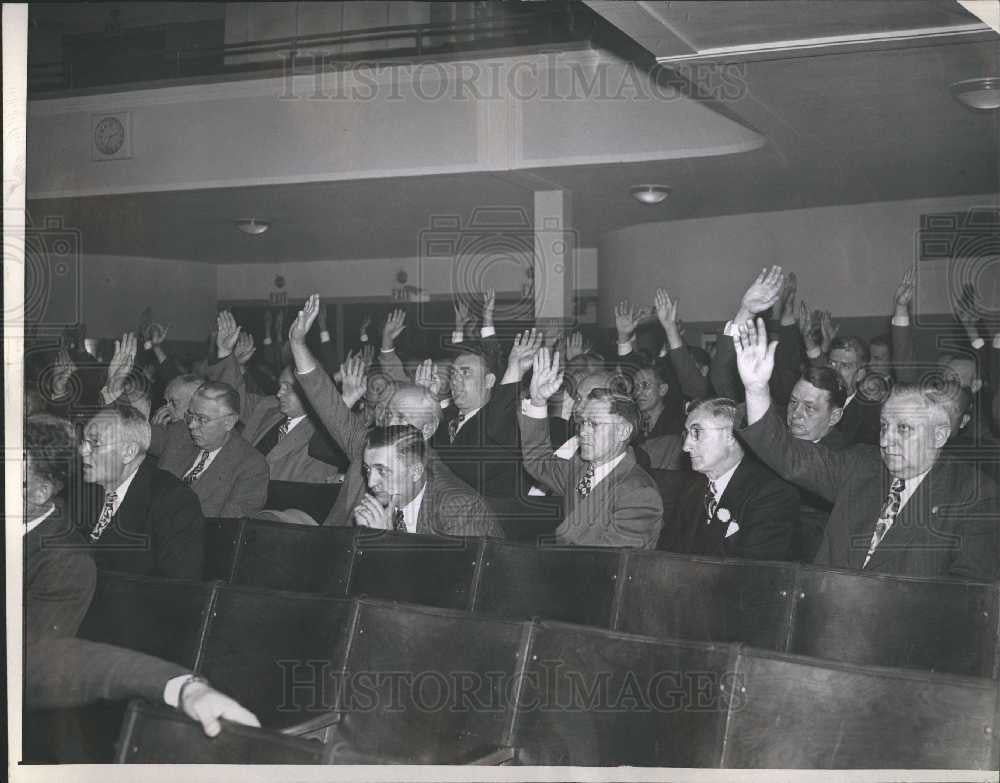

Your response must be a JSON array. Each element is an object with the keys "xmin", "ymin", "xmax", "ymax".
[{"xmin": 533, "ymin": 190, "xmax": 576, "ymax": 339}]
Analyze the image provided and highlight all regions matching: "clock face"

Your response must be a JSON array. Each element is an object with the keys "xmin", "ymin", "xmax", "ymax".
[{"xmin": 94, "ymin": 116, "xmax": 125, "ymax": 155}]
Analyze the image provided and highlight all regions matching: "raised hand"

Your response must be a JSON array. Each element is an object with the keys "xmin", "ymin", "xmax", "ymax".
[
  {"xmin": 179, "ymin": 679, "xmax": 260, "ymax": 738},
  {"xmin": 151, "ymin": 405, "xmax": 173, "ymax": 426},
  {"xmin": 381, "ymin": 309, "xmax": 407, "ymax": 351},
  {"xmin": 614, "ymin": 299, "xmax": 652, "ymax": 342},
  {"xmin": 453, "ymin": 299, "xmax": 472, "ymax": 333},
  {"xmin": 317, "ymin": 303, "xmax": 329, "ymax": 332},
  {"xmin": 740, "ymin": 266, "xmax": 785, "ymax": 317},
  {"xmin": 105, "ymin": 332, "xmax": 138, "ymax": 399},
  {"xmin": 340, "ymin": 351, "xmax": 368, "ymax": 407},
  {"xmin": 734, "ymin": 318, "xmax": 777, "ymax": 393},
  {"xmin": 819, "ymin": 310, "xmax": 839, "ymax": 354},
  {"xmin": 654, "ymin": 288, "xmax": 684, "ymax": 348},
  {"xmin": 565, "ymin": 331, "xmax": 585, "ymax": 361},
  {"xmin": 148, "ymin": 322, "xmax": 170, "ymax": 346},
  {"xmin": 775, "ymin": 272, "xmax": 797, "ymax": 324},
  {"xmin": 51, "ymin": 347, "xmax": 76, "ymax": 397},
  {"xmin": 359, "ymin": 313, "xmax": 372, "ymax": 342},
  {"xmin": 955, "ymin": 283, "xmax": 981, "ymax": 340},
  {"xmin": 894, "ymin": 266, "xmax": 916, "ymax": 312},
  {"xmin": 508, "ymin": 328, "xmax": 543, "ymax": 376},
  {"xmin": 482, "ymin": 287, "xmax": 496, "ymax": 327},
  {"xmin": 216, "ymin": 311, "xmax": 241, "ymax": 358},
  {"xmin": 359, "ymin": 344, "xmax": 375, "ymax": 369},
  {"xmin": 414, "ymin": 358, "xmax": 443, "ymax": 397},
  {"xmin": 234, "ymin": 331, "xmax": 256, "ymax": 366},
  {"xmin": 289, "ymin": 294, "xmax": 320, "ymax": 346},
  {"xmin": 529, "ymin": 347, "xmax": 564, "ymax": 407}
]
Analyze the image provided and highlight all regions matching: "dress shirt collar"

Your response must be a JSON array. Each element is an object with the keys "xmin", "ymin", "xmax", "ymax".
[
  {"xmin": 105, "ymin": 462, "xmax": 143, "ymax": 516},
  {"xmin": 708, "ymin": 458, "xmax": 742, "ymax": 502},
  {"xmin": 400, "ymin": 482, "xmax": 427, "ymax": 533},
  {"xmin": 588, "ymin": 451, "xmax": 627, "ymax": 490},
  {"xmin": 25, "ymin": 503, "xmax": 56, "ymax": 536}
]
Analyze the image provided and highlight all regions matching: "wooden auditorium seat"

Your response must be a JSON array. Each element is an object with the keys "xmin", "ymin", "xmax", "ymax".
[{"xmin": 202, "ymin": 517, "xmax": 244, "ymax": 582}]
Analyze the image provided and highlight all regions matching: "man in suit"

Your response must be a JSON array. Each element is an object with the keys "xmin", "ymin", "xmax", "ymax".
[
  {"xmin": 151, "ymin": 373, "xmax": 203, "ymax": 425},
  {"xmin": 664, "ymin": 398, "xmax": 799, "ymax": 561},
  {"xmin": 24, "ymin": 415, "xmax": 97, "ymax": 646},
  {"xmin": 518, "ymin": 348, "xmax": 662, "ymax": 549},
  {"xmin": 150, "ymin": 382, "xmax": 269, "ymax": 518},
  {"xmin": 827, "ymin": 336, "xmax": 881, "ymax": 446},
  {"xmin": 785, "ymin": 366, "xmax": 851, "ymax": 560},
  {"xmin": 288, "ymin": 294, "xmax": 452, "ymax": 526},
  {"xmin": 735, "ymin": 317, "xmax": 999, "ymax": 579},
  {"xmin": 79, "ymin": 404, "xmax": 205, "ymax": 579},
  {"xmin": 352, "ymin": 425, "xmax": 502, "ymax": 537}
]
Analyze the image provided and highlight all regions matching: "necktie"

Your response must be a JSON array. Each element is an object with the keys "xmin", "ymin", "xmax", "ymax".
[
  {"xmin": 576, "ymin": 462, "xmax": 596, "ymax": 497},
  {"xmin": 89, "ymin": 491, "xmax": 118, "ymax": 542},
  {"xmin": 392, "ymin": 506, "xmax": 407, "ymax": 533},
  {"xmin": 184, "ymin": 450, "xmax": 211, "ymax": 486},
  {"xmin": 704, "ymin": 480, "xmax": 718, "ymax": 524},
  {"xmin": 278, "ymin": 418, "xmax": 291, "ymax": 438},
  {"xmin": 448, "ymin": 415, "xmax": 464, "ymax": 443},
  {"xmin": 864, "ymin": 477, "xmax": 906, "ymax": 567}
]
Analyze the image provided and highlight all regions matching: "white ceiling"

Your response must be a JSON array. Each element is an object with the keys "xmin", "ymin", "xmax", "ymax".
[{"xmin": 26, "ymin": 2, "xmax": 1000, "ymax": 263}]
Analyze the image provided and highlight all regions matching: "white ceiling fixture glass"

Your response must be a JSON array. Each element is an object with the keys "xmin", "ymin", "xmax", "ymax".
[
  {"xmin": 950, "ymin": 77, "xmax": 1000, "ymax": 110},
  {"xmin": 234, "ymin": 218, "xmax": 270, "ymax": 235},
  {"xmin": 630, "ymin": 185, "xmax": 672, "ymax": 205}
]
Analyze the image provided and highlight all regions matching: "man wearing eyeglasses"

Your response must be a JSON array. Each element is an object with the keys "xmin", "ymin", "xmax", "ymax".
[
  {"xmin": 78, "ymin": 404, "xmax": 204, "ymax": 579},
  {"xmin": 662, "ymin": 398, "xmax": 799, "ymax": 560},
  {"xmin": 150, "ymin": 382, "xmax": 268, "ymax": 519},
  {"xmin": 518, "ymin": 348, "xmax": 663, "ymax": 549}
]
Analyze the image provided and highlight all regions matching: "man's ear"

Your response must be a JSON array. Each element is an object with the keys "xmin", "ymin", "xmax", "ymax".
[
  {"xmin": 933, "ymin": 423, "xmax": 951, "ymax": 449},
  {"xmin": 971, "ymin": 378, "xmax": 983, "ymax": 394},
  {"xmin": 421, "ymin": 422, "xmax": 438, "ymax": 441},
  {"xmin": 484, "ymin": 372, "xmax": 496, "ymax": 391},
  {"xmin": 617, "ymin": 422, "xmax": 634, "ymax": 446},
  {"xmin": 657, "ymin": 382, "xmax": 670, "ymax": 399},
  {"xmin": 410, "ymin": 461, "xmax": 425, "ymax": 484},
  {"xmin": 222, "ymin": 413, "xmax": 238, "ymax": 433},
  {"xmin": 828, "ymin": 406, "xmax": 845, "ymax": 427},
  {"xmin": 121, "ymin": 441, "xmax": 140, "ymax": 464}
]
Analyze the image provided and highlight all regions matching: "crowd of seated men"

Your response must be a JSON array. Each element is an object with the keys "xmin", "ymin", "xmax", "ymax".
[{"xmin": 19, "ymin": 266, "xmax": 1000, "ymax": 756}]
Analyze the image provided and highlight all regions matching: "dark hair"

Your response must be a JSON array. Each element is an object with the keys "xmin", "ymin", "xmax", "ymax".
[
  {"xmin": 365, "ymin": 424, "xmax": 428, "ymax": 466},
  {"xmin": 583, "ymin": 388, "xmax": 641, "ymax": 436},
  {"xmin": 830, "ymin": 336, "xmax": 870, "ymax": 365},
  {"xmin": 25, "ymin": 415, "xmax": 77, "ymax": 488},
  {"xmin": 869, "ymin": 334, "xmax": 890, "ymax": 351},
  {"xmin": 687, "ymin": 397, "xmax": 742, "ymax": 429},
  {"xmin": 194, "ymin": 381, "xmax": 241, "ymax": 416},
  {"xmin": 450, "ymin": 340, "xmax": 501, "ymax": 379},
  {"xmin": 687, "ymin": 346, "xmax": 711, "ymax": 372},
  {"xmin": 799, "ymin": 366, "xmax": 848, "ymax": 409}
]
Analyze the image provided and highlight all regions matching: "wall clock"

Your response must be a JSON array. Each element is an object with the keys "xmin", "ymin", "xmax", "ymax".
[{"xmin": 91, "ymin": 112, "xmax": 132, "ymax": 160}]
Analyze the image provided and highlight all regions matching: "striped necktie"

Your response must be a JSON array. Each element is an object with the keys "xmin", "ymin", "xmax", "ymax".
[
  {"xmin": 278, "ymin": 417, "xmax": 291, "ymax": 438},
  {"xmin": 864, "ymin": 477, "xmax": 906, "ymax": 567},
  {"xmin": 576, "ymin": 462, "xmax": 596, "ymax": 497},
  {"xmin": 184, "ymin": 450, "xmax": 211, "ymax": 486},
  {"xmin": 392, "ymin": 506, "xmax": 407, "ymax": 533},
  {"xmin": 89, "ymin": 491, "xmax": 118, "ymax": 542},
  {"xmin": 448, "ymin": 414, "xmax": 464, "ymax": 443},
  {"xmin": 704, "ymin": 480, "xmax": 719, "ymax": 524}
]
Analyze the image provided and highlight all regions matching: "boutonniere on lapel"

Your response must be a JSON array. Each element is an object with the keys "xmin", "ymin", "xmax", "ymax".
[{"xmin": 717, "ymin": 508, "xmax": 740, "ymax": 538}]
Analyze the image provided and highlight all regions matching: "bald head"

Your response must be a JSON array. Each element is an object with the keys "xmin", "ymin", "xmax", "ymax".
[{"xmin": 380, "ymin": 384, "xmax": 443, "ymax": 440}]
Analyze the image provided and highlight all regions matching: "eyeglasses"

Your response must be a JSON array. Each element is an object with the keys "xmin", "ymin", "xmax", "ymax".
[
  {"xmin": 80, "ymin": 437, "xmax": 118, "ymax": 451},
  {"xmin": 573, "ymin": 415, "xmax": 616, "ymax": 430},
  {"xmin": 184, "ymin": 411, "xmax": 231, "ymax": 427},
  {"xmin": 682, "ymin": 425, "xmax": 730, "ymax": 442}
]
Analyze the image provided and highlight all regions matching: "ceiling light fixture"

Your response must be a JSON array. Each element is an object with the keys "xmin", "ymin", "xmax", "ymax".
[
  {"xmin": 234, "ymin": 218, "xmax": 270, "ymax": 235},
  {"xmin": 950, "ymin": 77, "xmax": 1000, "ymax": 110},
  {"xmin": 630, "ymin": 185, "xmax": 672, "ymax": 205}
]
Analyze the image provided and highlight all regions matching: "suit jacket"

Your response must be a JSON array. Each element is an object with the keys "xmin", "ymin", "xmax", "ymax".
[
  {"xmin": 835, "ymin": 391, "xmax": 882, "ymax": 446},
  {"xmin": 739, "ymin": 406, "xmax": 1000, "ymax": 579},
  {"xmin": 636, "ymin": 433, "xmax": 685, "ymax": 471},
  {"xmin": 206, "ymin": 354, "xmax": 344, "ymax": 483},
  {"xmin": 152, "ymin": 421, "xmax": 268, "ymax": 519},
  {"xmin": 432, "ymin": 382, "xmax": 526, "ymax": 498},
  {"xmin": 661, "ymin": 455, "xmax": 799, "ymax": 561},
  {"xmin": 352, "ymin": 467, "xmax": 504, "ymax": 538},
  {"xmin": 25, "ymin": 507, "xmax": 97, "ymax": 647},
  {"xmin": 79, "ymin": 458, "xmax": 205, "ymax": 580},
  {"xmin": 791, "ymin": 426, "xmax": 851, "ymax": 562},
  {"xmin": 25, "ymin": 638, "xmax": 186, "ymax": 711},
  {"xmin": 518, "ymin": 412, "xmax": 663, "ymax": 549}
]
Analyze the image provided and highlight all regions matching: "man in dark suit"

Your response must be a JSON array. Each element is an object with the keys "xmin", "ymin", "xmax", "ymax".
[
  {"xmin": 735, "ymin": 317, "xmax": 999, "ymax": 580},
  {"xmin": 150, "ymin": 382, "xmax": 269, "ymax": 518},
  {"xmin": 518, "ymin": 348, "xmax": 662, "ymax": 549},
  {"xmin": 79, "ymin": 404, "xmax": 204, "ymax": 579},
  {"xmin": 352, "ymin": 425, "xmax": 502, "ymax": 537},
  {"xmin": 24, "ymin": 416, "xmax": 97, "ymax": 646},
  {"xmin": 827, "ymin": 336, "xmax": 882, "ymax": 446},
  {"xmin": 665, "ymin": 398, "xmax": 799, "ymax": 561}
]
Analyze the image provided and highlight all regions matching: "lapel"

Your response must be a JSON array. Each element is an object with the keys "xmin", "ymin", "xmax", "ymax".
[
  {"xmin": 709, "ymin": 459, "xmax": 752, "ymax": 542},
  {"xmin": 846, "ymin": 464, "xmax": 891, "ymax": 569},
  {"xmin": 112, "ymin": 459, "xmax": 154, "ymax": 528},
  {"xmin": 267, "ymin": 418, "xmax": 313, "ymax": 462},
  {"xmin": 251, "ymin": 404, "xmax": 285, "ymax": 446},
  {"xmin": 415, "ymin": 476, "xmax": 435, "ymax": 534},
  {"xmin": 201, "ymin": 435, "xmax": 237, "ymax": 483}
]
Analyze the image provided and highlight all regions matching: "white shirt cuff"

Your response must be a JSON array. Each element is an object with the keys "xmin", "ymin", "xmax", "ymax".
[
  {"xmin": 658, "ymin": 345, "xmax": 668, "ymax": 358},
  {"xmin": 806, "ymin": 347, "xmax": 823, "ymax": 360},
  {"xmin": 971, "ymin": 337, "xmax": 985, "ymax": 350},
  {"xmin": 481, "ymin": 326, "xmax": 495, "ymax": 338},
  {"xmin": 451, "ymin": 330, "xmax": 464, "ymax": 344},
  {"xmin": 143, "ymin": 341, "xmax": 153, "ymax": 351},
  {"xmin": 163, "ymin": 674, "xmax": 195, "ymax": 708},
  {"xmin": 294, "ymin": 364, "xmax": 317, "ymax": 376},
  {"xmin": 891, "ymin": 315, "xmax": 910, "ymax": 327},
  {"xmin": 380, "ymin": 347, "xmax": 396, "ymax": 354},
  {"xmin": 360, "ymin": 334, "xmax": 369, "ymax": 343},
  {"xmin": 617, "ymin": 342, "xmax": 633, "ymax": 357},
  {"xmin": 439, "ymin": 398, "xmax": 452, "ymax": 409},
  {"xmin": 320, "ymin": 331, "xmax": 331, "ymax": 343},
  {"xmin": 993, "ymin": 335, "xmax": 1000, "ymax": 350},
  {"xmin": 262, "ymin": 337, "xmax": 273, "ymax": 346},
  {"xmin": 521, "ymin": 399, "xmax": 549, "ymax": 419}
]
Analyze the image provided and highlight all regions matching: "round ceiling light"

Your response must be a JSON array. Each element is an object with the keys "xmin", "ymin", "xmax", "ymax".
[
  {"xmin": 630, "ymin": 185, "xmax": 672, "ymax": 205},
  {"xmin": 950, "ymin": 77, "xmax": 1000, "ymax": 111},
  {"xmin": 234, "ymin": 218, "xmax": 270, "ymax": 235}
]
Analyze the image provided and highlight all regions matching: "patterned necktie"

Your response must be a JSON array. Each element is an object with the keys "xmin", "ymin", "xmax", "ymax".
[
  {"xmin": 704, "ymin": 480, "xmax": 718, "ymax": 524},
  {"xmin": 576, "ymin": 462, "xmax": 596, "ymax": 497},
  {"xmin": 392, "ymin": 506, "xmax": 407, "ymax": 533},
  {"xmin": 184, "ymin": 450, "xmax": 211, "ymax": 486},
  {"xmin": 89, "ymin": 491, "xmax": 118, "ymax": 542},
  {"xmin": 448, "ymin": 415, "xmax": 464, "ymax": 443},
  {"xmin": 864, "ymin": 477, "xmax": 906, "ymax": 567},
  {"xmin": 278, "ymin": 417, "xmax": 291, "ymax": 439}
]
